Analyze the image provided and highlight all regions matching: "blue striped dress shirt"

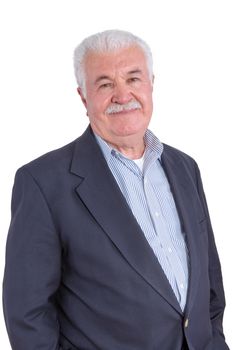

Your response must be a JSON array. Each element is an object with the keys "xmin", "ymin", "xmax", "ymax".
[{"xmin": 95, "ymin": 130, "xmax": 189, "ymax": 311}]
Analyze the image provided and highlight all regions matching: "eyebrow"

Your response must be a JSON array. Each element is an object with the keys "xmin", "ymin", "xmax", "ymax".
[{"xmin": 127, "ymin": 69, "xmax": 143, "ymax": 75}]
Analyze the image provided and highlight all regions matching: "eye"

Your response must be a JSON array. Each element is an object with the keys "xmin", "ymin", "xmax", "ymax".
[
  {"xmin": 128, "ymin": 77, "xmax": 140, "ymax": 83},
  {"xmin": 99, "ymin": 82, "xmax": 113, "ymax": 89}
]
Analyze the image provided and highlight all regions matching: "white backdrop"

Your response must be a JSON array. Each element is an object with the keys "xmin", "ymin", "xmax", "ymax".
[{"xmin": 0, "ymin": 0, "xmax": 232, "ymax": 348}]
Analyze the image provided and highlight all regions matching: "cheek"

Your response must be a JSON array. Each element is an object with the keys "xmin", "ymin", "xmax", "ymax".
[
  {"xmin": 134, "ymin": 85, "xmax": 153, "ymax": 104},
  {"xmin": 88, "ymin": 94, "xmax": 111, "ymax": 114},
  {"xmin": 144, "ymin": 91, "xmax": 153, "ymax": 110},
  {"xmin": 86, "ymin": 100, "xmax": 110, "ymax": 123}
]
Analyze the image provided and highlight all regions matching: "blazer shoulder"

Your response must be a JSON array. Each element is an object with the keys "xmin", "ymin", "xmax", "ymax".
[
  {"xmin": 162, "ymin": 143, "xmax": 198, "ymax": 173},
  {"xmin": 17, "ymin": 138, "xmax": 78, "ymax": 180},
  {"xmin": 17, "ymin": 126, "xmax": 94, "ymax": 177}
]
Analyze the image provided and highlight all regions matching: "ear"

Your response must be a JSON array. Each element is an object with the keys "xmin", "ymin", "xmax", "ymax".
[
  {"xmin": 151, "ymin": 74, "xmax": 155, "ymax": 92},
  {"xmin": 77, "ymin": 87, "xmax": 87, "ymax": 109}
]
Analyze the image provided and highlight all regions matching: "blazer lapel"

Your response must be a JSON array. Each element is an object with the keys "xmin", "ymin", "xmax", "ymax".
[
  {"xmin": 70, "ymin": 127, "xmax": 182, "ymax": 314},
  {"xmin": 161, "ymin": 147, "xmax": 203, "ymax": 313}
]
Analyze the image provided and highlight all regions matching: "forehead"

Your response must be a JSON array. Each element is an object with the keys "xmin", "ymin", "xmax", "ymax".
[{"xmin": 84, "ymin": 46, "xmax": 148, "ymax": 79}]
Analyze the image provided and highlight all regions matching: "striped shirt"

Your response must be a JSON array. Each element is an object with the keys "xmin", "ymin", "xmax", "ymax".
[{"xmin": 95, "ymin": 130, "xmax": 189, "ymax": 311}]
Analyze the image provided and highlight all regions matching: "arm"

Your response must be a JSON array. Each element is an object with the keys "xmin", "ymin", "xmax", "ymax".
[
  {"xmin": 195, "ymin": 163, "xmax": 229, "ymax": 349},
  {"xmin": 3, "ymin": 167, "xmax": 61, "ymax": 350}
]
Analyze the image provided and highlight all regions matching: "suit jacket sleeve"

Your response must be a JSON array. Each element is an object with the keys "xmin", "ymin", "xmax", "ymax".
[
  {"xmin": 194, "ymin": 162, "xmax": 229, "ymax": 350},
  {"xmin": 3, "ymin": 167, "xmax": 61, "ymax": 350}
]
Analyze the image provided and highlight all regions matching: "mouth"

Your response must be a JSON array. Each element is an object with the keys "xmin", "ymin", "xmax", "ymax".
[
  {"xmin": 105, "ymin": 101, "xmax": 142, "ymax": 115},
  {"xmin": 107, "ymin": 107, "xmax": 141, "ymax": 116}
]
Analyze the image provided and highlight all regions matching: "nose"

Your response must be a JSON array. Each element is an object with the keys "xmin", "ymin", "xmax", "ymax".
[{"xmin": 111, "ymin": 84, "xmax": 132, "ymax": 104}]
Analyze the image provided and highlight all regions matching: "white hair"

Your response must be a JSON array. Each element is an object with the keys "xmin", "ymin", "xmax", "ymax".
[{"xmin": 73, "ymin": 29, "xmax": 154, "ymax": 96}]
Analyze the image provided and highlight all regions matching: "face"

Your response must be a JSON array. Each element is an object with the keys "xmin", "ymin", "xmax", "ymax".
[{"xmin": 78, "ymin": 46, "xmax": 154, "ymax": 147}]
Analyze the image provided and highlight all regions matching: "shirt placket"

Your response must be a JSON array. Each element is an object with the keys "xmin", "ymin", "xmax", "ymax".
[{"xmin": 143, "ymin": 164, "xmax": 188, "ymax": 310}]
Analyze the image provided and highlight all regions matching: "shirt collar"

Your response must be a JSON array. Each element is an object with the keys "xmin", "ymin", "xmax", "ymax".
[{"xmin": 94, "ymin": 129, "xmax": 163, "ymax": 164}]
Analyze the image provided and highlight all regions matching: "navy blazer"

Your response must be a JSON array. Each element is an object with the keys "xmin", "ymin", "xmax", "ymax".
[{"xmin": 3, "ymin": 126, "xmax": 229, "ymax": 350}]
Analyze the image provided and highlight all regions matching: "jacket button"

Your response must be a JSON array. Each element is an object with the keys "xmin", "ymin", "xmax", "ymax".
[{"xmin": 184, "ymin": 318, "xmax": 189, "ymax": 328}]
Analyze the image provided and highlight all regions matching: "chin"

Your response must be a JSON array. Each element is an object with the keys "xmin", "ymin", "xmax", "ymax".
[
  {"xmin": 113, "ymin": 126, "xmax": 146, "ymax": 138},
  {"xmin": 112, "ymin": 115, "xmax": 150, "ymax": 136}
]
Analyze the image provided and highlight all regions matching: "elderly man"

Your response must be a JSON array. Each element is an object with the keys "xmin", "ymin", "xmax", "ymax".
[{"xmin": 3, "ymin": 30, "xmax": 229, "ymax": 350}]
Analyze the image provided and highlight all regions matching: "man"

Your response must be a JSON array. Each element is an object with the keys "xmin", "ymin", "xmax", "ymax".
[{"xmin": 3, "ymin": 30, "xmax": 229, "ymax": 350}]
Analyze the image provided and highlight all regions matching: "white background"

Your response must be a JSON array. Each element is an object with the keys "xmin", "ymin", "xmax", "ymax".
[{"xmin": 0, "ymin": 0, "xmax": 232, "ymax": 348}]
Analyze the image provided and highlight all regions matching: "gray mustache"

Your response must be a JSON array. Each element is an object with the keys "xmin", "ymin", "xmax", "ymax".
[{"xmin": 105, "ymin": 100, "xmax": 142, "ymax": 114}]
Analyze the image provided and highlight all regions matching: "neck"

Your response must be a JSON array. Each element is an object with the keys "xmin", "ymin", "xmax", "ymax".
[
  {"xmin": 98, "ymin": 132, "xmax": 146, "ymax": 160},
  {"xmin": 108, "ymin": 139, "xmax": 145, "ymax": 159},
  {"xmin": 91, "ymin": 125, "xmax": 147, "ymax": 160}
]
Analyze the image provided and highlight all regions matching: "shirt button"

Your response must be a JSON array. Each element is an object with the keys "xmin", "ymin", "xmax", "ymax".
[
  {"xmin": 184, "ymin": 318, "xmax": 189, "ymax": 328},
  {"xmin": 155, "ymin": 211, "xmax": 159, "ymax": 217},
  {"xmin": 180, "ymin": 283, "xmax": 184, "ymax": 289}
]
